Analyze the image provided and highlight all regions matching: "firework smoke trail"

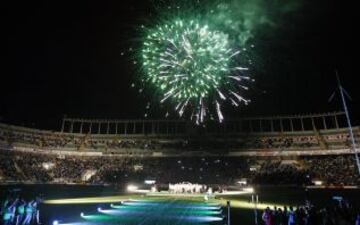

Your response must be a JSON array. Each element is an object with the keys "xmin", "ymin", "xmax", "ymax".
[
  {"xmin": 135, "ymin": 0, "xmax": 305, "ymax": 123},
  {"xmin": 132, "ymin": 0, "xmax": 303, "ymax": 123}
]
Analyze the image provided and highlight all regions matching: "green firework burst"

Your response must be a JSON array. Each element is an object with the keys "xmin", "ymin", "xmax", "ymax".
[
  {"xmin": 141, "ymin": 19, "xmax": 250, "ymax": 123},
  {"xmin": 143, "ymin": 19, "xmax": 232, "ymax": 100}
]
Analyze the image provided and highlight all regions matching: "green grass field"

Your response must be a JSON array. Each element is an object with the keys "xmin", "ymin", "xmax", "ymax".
[{"xmin": 1, "ymin": 185, "xmax": 360, "ymax": 225}]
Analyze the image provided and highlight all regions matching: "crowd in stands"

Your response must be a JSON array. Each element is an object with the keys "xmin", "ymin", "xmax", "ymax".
[
  {"xmin": 1, "ymin": 125, "xmax": 358, "ymax": 153},
  {"xmin": 261, "ymin": 198, "xmax": 360, "ymax": 225},
  {"xmin": 252, "ymin": 160, "xmax": 308, "ymax": 185},
  {"xmin": 1, "ymin": 125, "xmax": 359, "ymax": 187},
  {"xmin": 1, "ymin": 150, "xmax": 359, "ymax": 186}
]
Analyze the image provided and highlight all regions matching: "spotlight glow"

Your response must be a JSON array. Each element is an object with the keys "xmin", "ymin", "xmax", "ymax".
[
  {"xmin": 44, "ymin": 196, "xmax": 134, "ymax": 204},
  {"xmin": 243, "ymin": 187, "xmax": 255, "ymax": 193},
  {"xmin": 127, "ymin": 185, "xmax": 139, "ymax": 192}
]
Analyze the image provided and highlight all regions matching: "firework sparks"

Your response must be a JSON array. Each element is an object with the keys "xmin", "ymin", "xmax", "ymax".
[{"xmin": 140, "ymin": 18, "xmax": 251, "ymax": 123}]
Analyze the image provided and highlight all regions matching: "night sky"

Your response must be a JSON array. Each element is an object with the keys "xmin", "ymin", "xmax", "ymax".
[{"xmin": 3, "ymin": 0, "xmax": 359, "ymax": 130}]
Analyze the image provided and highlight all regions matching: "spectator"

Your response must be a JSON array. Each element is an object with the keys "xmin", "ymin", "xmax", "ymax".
[
  {"xmin": 288, "ymin": 206, "xmax": 295, "ymax": 225},
  {"xmin": 355, "ymin": 212, "xmax": 360, "ymax": 225},
  {"xmin": 15, "ymin": 199, "xmax": 25, "ymax": 225},
  {"xmin": 21, "ymin": 200, "xmax": 35, "ymax": 225},
  {"xmin": 262, "ymin": 207, "xmax": 273, "ymax": 225}
]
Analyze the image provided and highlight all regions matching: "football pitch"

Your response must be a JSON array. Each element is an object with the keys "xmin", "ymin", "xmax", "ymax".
[
  {"xmin": 1, "ymin": 185, "xmax": 360, "ymax": 225},
  {"xmin": 48, "ymin": 198, "xmax": 225, "ymax": 225}
]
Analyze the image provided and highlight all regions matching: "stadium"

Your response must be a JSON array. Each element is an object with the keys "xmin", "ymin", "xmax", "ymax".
[
  {"xmin": 1, "ymin": 112, "xmax": 360, "ymax": 224},
  {"xmin": 2, "ymin": 0, "xmax": 359, "ymax": 224}
]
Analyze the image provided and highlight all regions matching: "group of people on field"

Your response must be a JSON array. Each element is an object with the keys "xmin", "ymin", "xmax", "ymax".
[
  {"xmin": 1, "ymin": 197, "xmax": 41, "ymax": 225},
  {"xmin": 261, "ymin": 198, "xmax": 360, "ymax": 225}
]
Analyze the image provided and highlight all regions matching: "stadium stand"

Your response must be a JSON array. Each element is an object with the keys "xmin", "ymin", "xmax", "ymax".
[{"xmin": 0, "ymin": 112, "xmax": 359, "ymax": 186}]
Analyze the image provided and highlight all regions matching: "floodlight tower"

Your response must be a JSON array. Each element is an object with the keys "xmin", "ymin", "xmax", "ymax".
[{"xmin": 330, "ymin": 70, "xmax": 360, "ymax": 175}]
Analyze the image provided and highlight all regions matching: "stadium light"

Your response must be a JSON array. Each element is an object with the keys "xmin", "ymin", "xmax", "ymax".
[
  {"xmin": 127, "ymin": 184, "xmax": 139, "ymax": 192},
  {"xmin": 144, "ymin": 179, "xmax": 156, "ymax": 185},
  {"xmin": 237, "ymin": 179, "xmax": 247, "ymax": 185},
  {"xmin": 151, "ymin": 186, "xmax": 157, "ymax": 192},
  {"xmin": 313, "ymin": 180, "xmax": 323, "ymax": 186},
  {"xmin": 243, "ymin": 187, "xmax": 254, "ymax": 193},
  {"xmin": 53, "ymin": 220, "xmax": 59, "ymax": 225}
]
